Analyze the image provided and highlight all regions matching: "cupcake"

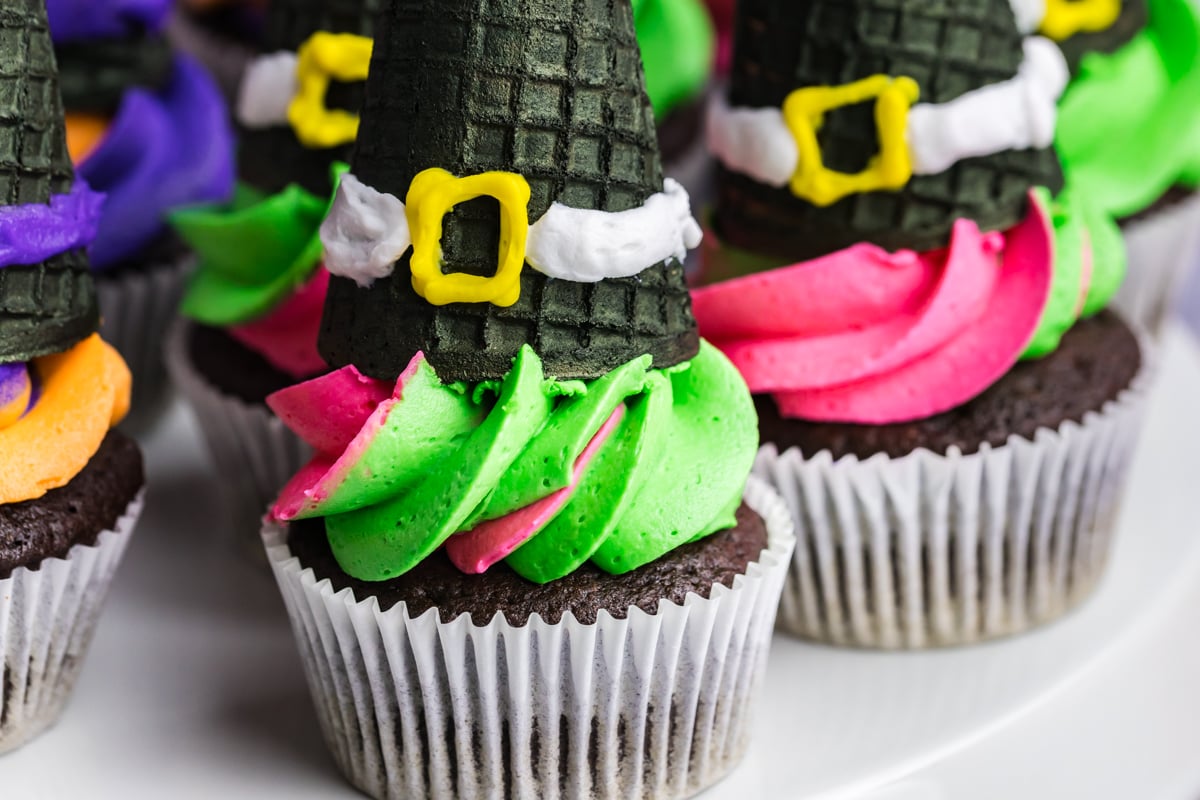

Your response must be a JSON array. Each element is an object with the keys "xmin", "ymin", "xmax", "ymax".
[
  {"xmin": 633, "ymin": 0, "xmax": 717, "ymax": 196},
  {"xmin": 0, "ymin": 0, "xmax": 143, "ymax": 751},
  {"xmin": 1049, "ymin": 0, "xmax": 1200, "ymax": 333},
  {"xmin": 263, "ymin": 1, "xmax": 794, "ymax": 797},
  {"xmin": 46, "ymin": 0, "xmax": 235, "ymax": 411},
  {"xmin": 704, "ymin": 0, "xmax": 735, "ymax": 74},
  {"xmin": 694, "ymin": 0, "xmax": 1150, "ymax": 648},
  {"xmin": 169, "ymin": 0, "xmax": 380, "ymax": 557},
  {"xmin": 167, "ymin": 0, "xmax": 266, "ymax": 101}
]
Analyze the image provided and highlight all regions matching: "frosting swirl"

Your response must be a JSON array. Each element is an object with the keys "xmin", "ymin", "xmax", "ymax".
[
  {"xmin": 268, "ymin": 342, "xmax": 756, "ymax": 583},
  {"xmin": 633, "ymin": 0, "xmax": 715, "ymax": 119},
  {"xmin": 1056, "ymin": 0, "xmax": 1200, "ymax": 217},
  {"xmin": 0, "ymin": 335, "xmax": 130, "ymax": 504},
  {"xmin": 693, "ymin": 194, "xmax": 1088, "ymax": 424}
]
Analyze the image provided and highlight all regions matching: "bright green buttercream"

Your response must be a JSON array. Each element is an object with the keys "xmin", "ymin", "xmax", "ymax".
[
  {"xmin": 172, "ymin": 168, "xmax": 344, "ymax": 325},
  {"xmin": 632, "ymin": 0, "xmax": 715, "ymax": 119},
  {"xmin": 1022, "ymin": 187, "xmax": 1126, "ymax": 359},
  {"xmin": 316, "ymin": 342, "xmax": 757, "ymax": 584},
  {"xmin": 1056, "ymin": 0, "xmax": 1200, "ymax": 218}
]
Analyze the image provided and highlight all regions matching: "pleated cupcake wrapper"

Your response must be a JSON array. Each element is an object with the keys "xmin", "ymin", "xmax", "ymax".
[
  {"xmin": 166, "ymin": 319, "xmax": 311, "ymax": 563},
  {"xmin": 755, "ymin": 349, "xmax": 1154, "ymax": 649},
  {"xmin": 96, "ymin": 252, "xmax": 195, "ymax": 418},
  {"xmin": 1117, "ymin": 191, "xmax": 1200, "ymax": 337},
  {"xmin": 263, "ymin": 476, "xmax": 795, "ymax": 800},
  {"xmin": 0, "ymin": 491, "xmax": 144, "ymax": 754}
]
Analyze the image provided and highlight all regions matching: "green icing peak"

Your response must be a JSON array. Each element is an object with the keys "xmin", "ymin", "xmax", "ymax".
[{"xmin": 633, "ymin": 0, "xmax": 716, "ymax": 119}]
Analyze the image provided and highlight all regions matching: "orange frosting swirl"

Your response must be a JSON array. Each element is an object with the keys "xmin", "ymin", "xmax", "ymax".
[{"xmin": 0, "ymin": 334, "xmax": 131, "ymax": 503}]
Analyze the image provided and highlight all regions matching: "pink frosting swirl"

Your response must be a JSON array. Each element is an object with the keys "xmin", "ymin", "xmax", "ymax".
[{"xmin": 691, "ymin": 195, "xmax": 1054, "ymax": 424}]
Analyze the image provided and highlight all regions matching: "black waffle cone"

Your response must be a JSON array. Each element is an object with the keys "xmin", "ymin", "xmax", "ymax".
[
  {"xmin": 1058, "ymin": 0, "xmax": 1147, "ymax": 72},
  {"xmin": 238, "ymin": 0, "xmax": 385, "ymax": 195},
  {"xmin": 319, "ymin": 0, "xmax": 699, "ymax": 383},
  {"xmin": 0, "ymin": 0, "xmax": 98, "ymax": 364},
  {"xmin": 714, "ymin": 0, "xmax": 1064, "ymax": 262}
]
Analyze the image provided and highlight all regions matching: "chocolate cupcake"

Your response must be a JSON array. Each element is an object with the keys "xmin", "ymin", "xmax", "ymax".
[
  {"xmin": 168, "ymin": 0, "xmax": 382, "ymax": 557},
  {"xmin": 693, "ymin": 0, "xmax": 1150, "ymax": 648},
  {"xmin": 262, "ymin": 1, "xmax": 794, "ymax": 797},
  {"xmin": 0, "ymin": 0, "xmax": 143, "ymax": 751},
  {"xmin": 46, "ymin": 0, "xmax": 235, "ymax": 413},
  {"xmin": 1051, "ymin": 0, "xmax": 1200, "ymax": 334}
]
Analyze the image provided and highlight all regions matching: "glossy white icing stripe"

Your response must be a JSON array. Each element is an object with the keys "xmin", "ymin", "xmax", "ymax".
[
  {"xmin": 908, "ymin": 37, "xmax": 1068, "ymax": 174},
  {"xmin": 236, "ymin": 51, "xmax": 299, "ymax": 129},
  {"xmin": 706, "ymin": 100, "xmax": 797, "ymax": 188},
  {"xmin": 320, "ymin": 174, "xmax": 703, "ymax": 287},
  {"xmin": 707, "ymin": 36, "xmax": 1068, "ymax": 184}
]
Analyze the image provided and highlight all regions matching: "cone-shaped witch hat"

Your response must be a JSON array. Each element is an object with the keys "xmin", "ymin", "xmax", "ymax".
[
  {"xmin": 318, "ymin": 0, "xmax": 699, "ymax": 383},
  {"xmin": 713, "ymin": 0, "xmax": 1065, "ymax": 262},
  {"xmin": 1051, "ymin": 0, "xmax": 1147, "ymax": 71},
  {"xmin": 238, "ymin": 0, "xmax": 385, "ymax": 196},
  {"xmin": 0, "ymin": 0, "xmax": 98, "ymax": 364}
]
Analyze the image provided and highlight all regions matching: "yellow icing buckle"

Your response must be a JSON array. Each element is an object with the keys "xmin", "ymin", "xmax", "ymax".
[
  {"xmin": 1039, "ymin": 0, "xmax": 1121, "ymax": 41},
  {"xmin": 288, "ymin": 32, "xmax": 373, "ymax": 149},
  {"xmin": 405, "ymin": 169, "xmax": 532, "ymax": 307},
  {"xmin": 782, "ymin": 75, "xmax": 920, "ymax": 207}
]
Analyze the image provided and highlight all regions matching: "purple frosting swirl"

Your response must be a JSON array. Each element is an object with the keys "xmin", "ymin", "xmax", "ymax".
[
  {"xmin": 78, "ymin": 55, "xmax": 236, "ymax": 271},
  {"xmin": 0, "ymin": 181, "xmax": 103, "ymax": 269},
  {"xmin": 46, "ymin": 0, "xmax": 171, "ymax": 44}
]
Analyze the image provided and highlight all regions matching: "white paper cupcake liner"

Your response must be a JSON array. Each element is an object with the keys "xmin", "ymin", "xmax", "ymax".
[
  {"xmin": 263, "ymin": 477, "xmax": 795, "ymax": 800},
  {"xmin": 1117, "ymin": 190, "xmax": 1200, "ymax": 336},
  {"xmin": 96, "ymin": 252, "xmax": 195, "ymax": 418},
  {"xmin": 0, "ymin": 491, "xmax": 144, "ymax": 753},
  {"xmin": 755, "ymin": 350, "xmax": 1153, "ymax": 649},
  {"xmin": 166, "ymin": 319, "xmax": 311, "ymax": 562}
]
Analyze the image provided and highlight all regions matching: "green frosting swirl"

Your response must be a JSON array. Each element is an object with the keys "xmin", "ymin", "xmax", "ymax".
[
  {"xmin": 172, "ymin": 168, "xmax": 343, "ymax": 326},
  {"xmin": 1056, "ymin": 0, "xmax": 1200, "ymax": 219},
  {"xmin": 632, "ymin": 0, "xmax": 715, "ymax": 119},
  {"xmin": 1022, "ymin": 186, "xmax": 1126, "ymax": 358},
  {"xmin": 295, "ymin": 342, "xmax": 757, "ymax": 584}
]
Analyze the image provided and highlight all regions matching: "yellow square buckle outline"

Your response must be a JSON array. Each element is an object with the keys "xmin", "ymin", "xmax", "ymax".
[
  {"xmin": 1039, "ymin": 0, "xmax": 1121, "ymax": 41},
  {"xmin": 405, "ymin": 168, "xmax": 532, "ymax": 307},
  {"xmin": 288, "ymin": 32, "xmax": 374, "ymax": 149},
  {"xmin": 782, "ymin": 75, "xmax": 919, "ymax": 207}
]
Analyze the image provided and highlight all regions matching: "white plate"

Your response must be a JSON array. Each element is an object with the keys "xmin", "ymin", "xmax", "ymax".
[{"xmin": 5, "ymin": 328, "xmax": 1200, "ymax": 800}]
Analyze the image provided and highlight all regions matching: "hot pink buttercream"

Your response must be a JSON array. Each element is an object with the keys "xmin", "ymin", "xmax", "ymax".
[
  {"xmin": 229, "ymin": 266, "xmax": 330, "ymax": 379},
  {"xmin": 268, "ymin": 357, "xmax": 411, "ymax": 520},
  {"xmin": 444, "ymin": 405, "xmax": 625, "ymax": 574},
  {"xmin": 692, "ymin": 195, "xmax": 1054, "ymax": 424}
]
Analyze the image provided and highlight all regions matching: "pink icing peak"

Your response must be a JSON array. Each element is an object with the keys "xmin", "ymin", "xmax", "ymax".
[
  {"xmin": 229, "ymin": 267, "xmax": 330, "ymax": 379},
  {"xmin": 269, "ymin": 353, "xmax": 425, "ymax": 521},
  {"xmin": 444, "ymin": 405, "xmax": 626, "ymax": 575},
  {"xmin": 693, "ymin": 194, "xmax": 1054, "ymax": 425}
]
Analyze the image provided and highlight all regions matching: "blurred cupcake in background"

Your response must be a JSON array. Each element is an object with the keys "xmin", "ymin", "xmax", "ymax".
[
  {"xmin": 168, "ymin": 0, "xmax": 380, "ymax": 558},
  {"xmin": 705, "ymin": 0, "xmax": 735, "ymax": 74},
  {"xmin": 694, "ymin": 0, "xmax": 1150, "ymax": 648},
  {"xmin": 1047, "ymin": 0, "xmax": 1200, "ymax": 333},
  {"xmin": 47, "ymin": 0, "xmax": 235, "ymax": 413},
  {"xmin": 634, "ymin": 0, "xmax": 717, "ymax": 199},
  {"xmin": 167, "ymin": 0, "xmax": 267, "ymax": 101},
  {"xmin": 262, "ymin": 1, "xmax": 793, "ymax": 796},
  {"xmin": 0, "ymin": 0, "xmax": 144, "ymax": 752}
]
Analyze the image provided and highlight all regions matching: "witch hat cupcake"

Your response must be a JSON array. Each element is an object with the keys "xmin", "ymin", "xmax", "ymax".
[
  {"xmin": 695, "ymin": 0, "xmax": 1148, "ymax": 647},
  {"xmin": 236, "ymin": 0, "xmax": 383, "ymax": 196},
  {"xmin": 168, "ymin": 0, "xmax": 383, "ymax": 558},
  {"xmin": 1050, "ymin": 0, "xmax": 1200, "ymax": 334},
  {"xmin": 0, "ymin": 0, "xmax": 98, "ymax": 362},
  {"xmin": 319, "ymin": 0, "xmax": 699, "ymax": 382},
  {"xmin": 45, "ymin": 0, "xmax": 234, "ymax": 413},
  {"xmin": 0, "ymin": 0, "xmax": 143, "ymax": 752},
  {"xmin": 712, "ymin": 0, "xmax": 1066, "ymax": 262},
  {"xmin": 263, "ymin": 1, "xmax": 793, "ymax": 796}
]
